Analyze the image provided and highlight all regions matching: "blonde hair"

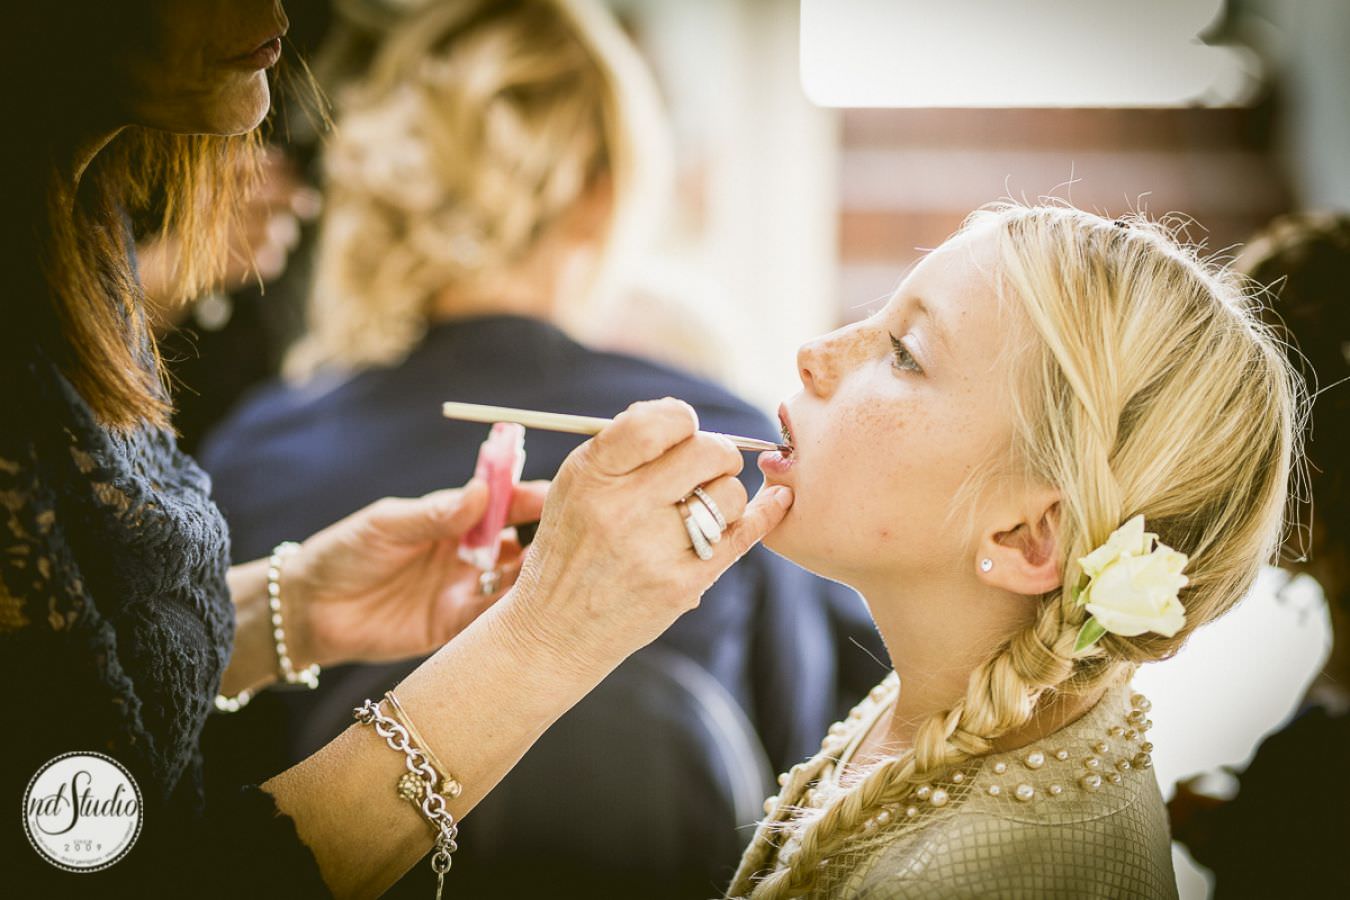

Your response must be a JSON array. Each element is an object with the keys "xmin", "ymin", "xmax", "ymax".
[
  {"xmin": 286, "ymin": 0, "xmax": 669, "ymax": 379},
  {"xmin": 728, "ymin": 203, "xmax": 1303, "ymax": 898}
]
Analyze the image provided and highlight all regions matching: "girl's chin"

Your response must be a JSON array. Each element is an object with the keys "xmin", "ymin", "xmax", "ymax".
[
  {"xmin": 760, "ymin": 507, "xmax": 819, "ymax": 570},
  {"xmin": 759, "ymin": 506, "xmax": 794, "ymax": 553},
  {"xmin": 195, "ymin": 78, "xmax": 272, "ymax": 136},
  {"xmin": 761, "ymin": 510, "xmax": 866, "ymax": 590}
]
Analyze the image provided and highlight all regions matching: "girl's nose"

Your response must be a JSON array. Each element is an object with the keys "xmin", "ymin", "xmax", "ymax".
[{"xmin": 797, "ymin": 323, "xmax": 866, "ymax": 398}]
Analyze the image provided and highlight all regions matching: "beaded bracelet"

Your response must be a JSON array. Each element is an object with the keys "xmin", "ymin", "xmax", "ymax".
[
  {"xmin": 214, "ymin": 541, "xmax": 320, "ymax": 713},
  {"xmin": 267, "ymin": 541, "xmax": 321, "ymax": 688},
  {"xmin": 354, "ymin": 697, "xmax": 460, "ymax": 900}
]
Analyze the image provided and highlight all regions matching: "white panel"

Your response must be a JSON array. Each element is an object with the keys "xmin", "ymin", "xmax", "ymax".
[{"xmin": 801, "ymin": 0, "xmax": 1256, "ymax": 108}]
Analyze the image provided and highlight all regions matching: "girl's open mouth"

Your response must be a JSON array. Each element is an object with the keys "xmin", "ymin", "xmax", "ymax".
[{"xmin": 758, "ymin": 404, "xmax": 796, "ymax": 478}]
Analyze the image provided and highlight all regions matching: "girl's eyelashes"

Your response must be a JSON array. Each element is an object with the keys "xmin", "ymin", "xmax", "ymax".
[{"xmin": 889, "ymin": 332, "xmax": 923, "ymax": 374}]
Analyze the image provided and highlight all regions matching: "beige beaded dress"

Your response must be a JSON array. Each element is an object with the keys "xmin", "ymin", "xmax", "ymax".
[{"xmin": 738, "ymin": 673, "xmax": 1178, "ymax": 898}]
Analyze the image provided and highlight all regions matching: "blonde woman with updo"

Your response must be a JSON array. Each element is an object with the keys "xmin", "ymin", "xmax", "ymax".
[
  {"xmin": 720, "ymin": 203, "xmax": 1299, "ymax": 898},
  {"xmin": 285, "ymin": 0, "xmax": 669, "ymax": 374}
]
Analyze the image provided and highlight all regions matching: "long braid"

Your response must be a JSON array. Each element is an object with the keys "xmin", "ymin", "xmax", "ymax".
[
  {"xmin": 734, "ymin": 597, "xmax": 1127, "ymax": 899},
  {"xmin": 727, "ymin": 747, "xmax": 838, "ymax": 892}
]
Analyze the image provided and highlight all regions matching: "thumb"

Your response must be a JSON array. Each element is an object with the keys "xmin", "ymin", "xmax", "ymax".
[
  {"xmin": 713, "ymin": 484, "xmax": 793, "ymax": 565},
  {"xmin": 365, "ymin": 480, "xmax": 490, "ymax": 544},
  {"xmin": 507, "ymin": 479, "xmax": 550, "ymax": 525}
]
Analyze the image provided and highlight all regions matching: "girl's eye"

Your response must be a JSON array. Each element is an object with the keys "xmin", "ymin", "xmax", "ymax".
[{"xmin": 889, "ymin": 333, "xmax": 922, "ymax": 374}]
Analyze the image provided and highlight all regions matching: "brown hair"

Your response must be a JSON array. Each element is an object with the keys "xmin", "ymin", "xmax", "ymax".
[
  {"xmin": 2, "ymin": 3, "xmax": 325, "ymax": 431},
  {"xmin": 27, "ymin": 129, "xmax": 263, "ymax": 431}
]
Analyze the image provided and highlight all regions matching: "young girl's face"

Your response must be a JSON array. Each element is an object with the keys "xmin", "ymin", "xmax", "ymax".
[{"xmin": 760, "ymin": 224, "xmax": 1028, "ymax": 588}]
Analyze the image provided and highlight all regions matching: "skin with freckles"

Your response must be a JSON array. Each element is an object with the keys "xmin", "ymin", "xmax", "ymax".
[
  {"xmin": 764, "ymin": 226, "xmax": 1018, "ymax": 585},
  {"xmin": 760, "ymin": 223, "xmax": 1072, "ymax": 747}
]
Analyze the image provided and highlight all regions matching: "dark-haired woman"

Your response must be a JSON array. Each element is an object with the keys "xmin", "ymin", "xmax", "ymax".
[{"xmin": 0, "ymin": 2, "xmax": 790, "ymax": 897}]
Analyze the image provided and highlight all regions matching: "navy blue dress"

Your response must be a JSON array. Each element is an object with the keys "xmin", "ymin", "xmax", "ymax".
[{"xmin": 198, "ymin": 315, "xmax": 869, "ymax": 897}]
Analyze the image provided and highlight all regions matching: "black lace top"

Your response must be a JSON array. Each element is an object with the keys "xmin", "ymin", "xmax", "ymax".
[{"xmin": 0, "ymin": 346, "xmax": 331, "ymax": 898}]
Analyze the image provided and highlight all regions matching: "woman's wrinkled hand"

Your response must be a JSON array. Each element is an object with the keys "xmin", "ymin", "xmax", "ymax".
[
  {"xmin": 504, "ymin": 397, "xmax": 794, "ymax": 673},
  {"xmin": 283, "ymin": 478, "xmax": 549, "ymax": 668}
]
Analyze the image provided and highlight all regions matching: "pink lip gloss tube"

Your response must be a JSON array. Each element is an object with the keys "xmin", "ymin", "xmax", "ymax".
[{"xmin": 458, "ymin": 423, "xmax": 527, "ymax": 572}]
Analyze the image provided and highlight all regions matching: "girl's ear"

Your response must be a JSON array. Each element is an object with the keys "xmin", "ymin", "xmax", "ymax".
[{"xmin": 977, "ymin": 492, "xmax": 1062, "ymax": 595}]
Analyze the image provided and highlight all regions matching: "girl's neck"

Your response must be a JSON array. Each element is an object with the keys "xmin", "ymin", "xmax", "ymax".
[{"xmin": 857, "ymin": 569, "xmax": 1102, "ymax": 758}]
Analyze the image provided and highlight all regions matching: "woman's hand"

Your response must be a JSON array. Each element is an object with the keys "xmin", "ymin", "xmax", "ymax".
[
  {"xmin": 282, "ymin": 479, "xmax": 549, "ymax": 668},
  {"xmin": 504, "ymin": 398, "xmax": 794, "ymax": 674}
]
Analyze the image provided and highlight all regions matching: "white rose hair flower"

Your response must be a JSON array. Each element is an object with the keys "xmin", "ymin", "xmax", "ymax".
[{"xmin": 1070, "ymin": 515, "xmax": 1189, "ymax": 652}]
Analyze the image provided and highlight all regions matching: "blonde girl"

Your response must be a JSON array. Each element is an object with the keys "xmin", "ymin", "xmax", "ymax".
[{"xmin": 729, "ymin": 203, "xmax": 1299, "ymax": 898}]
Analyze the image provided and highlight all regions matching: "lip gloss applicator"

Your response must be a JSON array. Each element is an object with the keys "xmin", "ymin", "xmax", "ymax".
[
  {"xmin": 458, "ymin": 422, "xmax": 527, "ymax": 594},
  {"xmin": 445, "ymin": 403, "xmax": 790, "ymax": 591},
  {"xmin": 441, "ymin": 401, "xmax": 789, "ymax": 454}
]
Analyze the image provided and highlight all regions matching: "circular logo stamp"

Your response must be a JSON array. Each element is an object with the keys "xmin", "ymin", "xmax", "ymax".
[{"xmin": 22, "ymin": 751, "xmax": 143, "ymax": 873}]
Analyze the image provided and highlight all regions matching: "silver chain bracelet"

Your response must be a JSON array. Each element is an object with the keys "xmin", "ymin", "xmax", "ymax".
[{"xmin": 354, "ymin": 697, "xmax": 459, "ymax": 899}]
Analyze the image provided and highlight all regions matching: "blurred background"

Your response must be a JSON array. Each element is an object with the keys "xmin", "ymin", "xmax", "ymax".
[{"xmin": 170, "ymin": 2, "xmax": 1347, "ymax": 897}]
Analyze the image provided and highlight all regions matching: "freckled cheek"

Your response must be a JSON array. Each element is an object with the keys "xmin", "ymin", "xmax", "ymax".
[
  {"xmin": 812, "ymin": 404, "xmax": 921, "ymax": 516},
  {"xmin": 843, "ymin": 406, "xmax": 977, "ymax": 539}
]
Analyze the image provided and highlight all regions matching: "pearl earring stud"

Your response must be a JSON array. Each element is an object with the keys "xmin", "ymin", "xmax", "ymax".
[{"xmin": 979, "ymin": 558, "xmax": 993, "ymax": 573}]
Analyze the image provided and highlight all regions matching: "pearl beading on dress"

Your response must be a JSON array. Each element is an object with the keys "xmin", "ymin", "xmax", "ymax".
[{"xmin": 761, "ymin": 676, "xmax": 1157, "ymax": 839}]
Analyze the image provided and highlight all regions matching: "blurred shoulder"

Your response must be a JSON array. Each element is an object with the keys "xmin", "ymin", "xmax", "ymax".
[{"xmin": 196, "ymin": 371, "xmax": 346, "ymax": 469}]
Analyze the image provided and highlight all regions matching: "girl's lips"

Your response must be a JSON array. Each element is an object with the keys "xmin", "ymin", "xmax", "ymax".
[
  {"xmin": 761, "ymin": 402, "xmax": 797, "ymax": 480},
  {"xmin": 758, "ymin": 448, "xmax": 795, "ymax": 479}
]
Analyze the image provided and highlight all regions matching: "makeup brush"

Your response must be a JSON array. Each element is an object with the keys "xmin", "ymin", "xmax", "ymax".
[{"xmin": 441, "ymin": 401, "xmax": 789, "ymax": 454}]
